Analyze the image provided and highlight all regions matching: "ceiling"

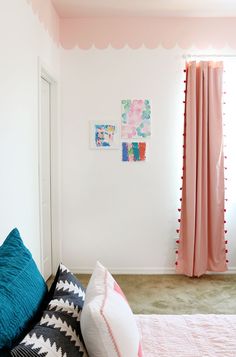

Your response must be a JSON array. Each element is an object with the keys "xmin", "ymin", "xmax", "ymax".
[{"xmin": 51, "ymin": 0, "xmax": 236, "ymax": 18}]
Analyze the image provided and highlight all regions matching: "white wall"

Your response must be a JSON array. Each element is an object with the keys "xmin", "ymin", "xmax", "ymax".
[
  {"xmin": 60, "ymin": 47, "xmax": 236, "ymax": 273},
  {"xmin": 0, "ymin": 0, "xmax": 60, "ymax": 268},
  {"xmin": 1, "ymin": 2, "xmax": 236, "ymax": 274}
]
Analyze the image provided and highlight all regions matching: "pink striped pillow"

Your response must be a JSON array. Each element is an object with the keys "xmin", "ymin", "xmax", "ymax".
[{"xmin": 81, "ymin": 261, "xmax": 142, "ymax": 357}]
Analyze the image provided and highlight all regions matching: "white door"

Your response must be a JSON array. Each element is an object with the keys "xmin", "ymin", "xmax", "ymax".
[{"xmin": 41, "ymin": 77, "xmax": 52, "ymax": 280}]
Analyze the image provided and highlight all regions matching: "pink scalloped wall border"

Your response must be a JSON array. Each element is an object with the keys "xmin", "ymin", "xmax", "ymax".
[
  {"xmin": 60, "ymin": 17, "xmax": 236, "ymax": 50},
  {"xmin": 25, "ymin": 0, "xmax": 236, "ymax": 50},
  {"xmin": 26, "ymin": 0, "xmax": 60, "ymax": 45}
]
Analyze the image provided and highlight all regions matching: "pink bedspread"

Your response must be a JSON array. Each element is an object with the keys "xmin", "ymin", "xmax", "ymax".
[{"xmin": 136, "ymin": 314, "xmax": 236, "ymax": 357}]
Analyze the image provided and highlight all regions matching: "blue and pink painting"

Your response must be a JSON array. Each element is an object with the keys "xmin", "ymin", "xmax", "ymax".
[
  {"xmin": 122, "ymin": 142, "xmax": 147, "ymax": 162},
  {"xmin": 95, "ymin": 124, "xmax": 116, "ymax": 147},
  {"xmin": 90, "ymin": 122, "xmax": 119, "ymax": 149}
]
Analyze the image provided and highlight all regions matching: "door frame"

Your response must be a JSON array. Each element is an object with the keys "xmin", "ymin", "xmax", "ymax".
[{"xmin": 38, "ymin": 58, "xmax": 61, "ymax": 276}]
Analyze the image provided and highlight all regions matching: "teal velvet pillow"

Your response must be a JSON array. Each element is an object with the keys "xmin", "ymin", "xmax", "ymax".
[{"xmin": 0, "ymin": 228, "xmax": 47, "ymax": 349}]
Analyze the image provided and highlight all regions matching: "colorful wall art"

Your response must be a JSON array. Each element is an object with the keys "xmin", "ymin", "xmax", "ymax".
[
  {"xmin": 122, "ymin": 142, "xmax": 147, "ymax": 162},
  {"xmin": 90, "ymin": 122, "xmax": 119, "ymax": 149},
  {"xmin": 121, "ymin": 99, "xmax": 151, "ymax": 139}
]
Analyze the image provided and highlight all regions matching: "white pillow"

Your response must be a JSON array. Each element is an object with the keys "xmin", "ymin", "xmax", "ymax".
[{"xmin": 81, "ymin": 261, "xmax": 143, "ymax": 357}]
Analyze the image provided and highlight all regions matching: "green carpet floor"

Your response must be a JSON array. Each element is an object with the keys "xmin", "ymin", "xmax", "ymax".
[{"xmin": 48, "ymin": 274, "xmax": 236, "ymax": 315}]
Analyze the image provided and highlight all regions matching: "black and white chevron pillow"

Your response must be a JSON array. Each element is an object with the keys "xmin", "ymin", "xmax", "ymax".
[{"xmin": 11, "ymin": 264, "xmax": 87, "ymax": 357}]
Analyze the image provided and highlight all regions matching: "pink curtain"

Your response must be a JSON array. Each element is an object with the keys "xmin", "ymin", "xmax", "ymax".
[{"xmin": 176, "ymin": 61, "xmax": 227, "ymax": 277}]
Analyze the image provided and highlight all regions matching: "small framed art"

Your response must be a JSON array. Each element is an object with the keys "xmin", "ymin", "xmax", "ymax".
[
  {"xmin": 90, "ymin": 121, "xmax": 120, "ymax": 149},
  {"xmin": 122, "ymin": 142, "xmax": 147, "ymax": 162}
]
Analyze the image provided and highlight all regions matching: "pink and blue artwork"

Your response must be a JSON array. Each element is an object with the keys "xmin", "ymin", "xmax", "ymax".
[
  {"xmin": 122, "ymin": 142, "xmax": 147, "ymax": 162},
  {"xmin": 121, "ymin": 99, "xmax": 151, "ymax": 139},
  {"xmin": 90, "ymin": 122, "xmax": 119, "ymax": 149},
  {"xmin": 95, "ymin": 124, "xmax": 115, "ymax": 147}
]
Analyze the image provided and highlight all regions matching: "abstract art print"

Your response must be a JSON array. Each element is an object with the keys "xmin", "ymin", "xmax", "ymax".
[
  {"xmin": 90, "ymin": 122, "xmax": 119, "ymax": 149},
  {"xmin": 121, "ymin": 99, "xmax": 151, "ymax": 139},
  {"xmin": 122, "ymin": 142, "xmax": 147, "ymax": 162}
]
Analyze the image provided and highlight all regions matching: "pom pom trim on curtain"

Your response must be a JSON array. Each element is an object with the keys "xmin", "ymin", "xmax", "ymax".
[{"xmin": 176, "ymin": 61, "xmax": 227, "ymax": 277}]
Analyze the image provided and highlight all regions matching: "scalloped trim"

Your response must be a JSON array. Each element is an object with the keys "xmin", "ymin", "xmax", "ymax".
[
  {"xmin": 26, "ymin": 0, "xmax": 60, "ymax": 45},
  {"xmin": 60, "ymin": 17, "xmax": 236, "ymax": 50},
  {"xmin": 26, "ymin": 1, "xmax": 236, "ymax": 50}
]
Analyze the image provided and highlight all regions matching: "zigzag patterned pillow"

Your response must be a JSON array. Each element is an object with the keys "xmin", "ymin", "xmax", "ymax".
[{"xmin": 11, "ymin": 264, "xmax": 87, "ymax": 357}]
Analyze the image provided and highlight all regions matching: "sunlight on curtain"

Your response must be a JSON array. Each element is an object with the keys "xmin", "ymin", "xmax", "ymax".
[{"xmin": 223, "ymin": 59, "xmax": 236, "ymax": 252}]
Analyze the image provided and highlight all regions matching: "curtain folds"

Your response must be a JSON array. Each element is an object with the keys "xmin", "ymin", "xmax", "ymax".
[{"xmin": 176, "ymin": 61, "xmax": 227, "ymax": 277}]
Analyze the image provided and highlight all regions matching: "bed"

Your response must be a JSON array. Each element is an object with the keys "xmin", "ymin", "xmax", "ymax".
[
  {"xmin": 136, "ymin": 314, "xmax": 236, "ymax": 356},
  {"xmin": 2, "ymin": 229, "xmax": 236, "ymax": 357}
]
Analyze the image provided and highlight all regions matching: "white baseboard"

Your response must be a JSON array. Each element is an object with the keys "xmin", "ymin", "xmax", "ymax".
[
  {"xmin": 215, "ymin": 267, "xmax": 236, "ymax": 274},
  {"xmin": 69, "ymin": 267, "xmax": 176, "ymax": 274},
  {"xmin": 69, "ymin": 266, "xmax": 236, "ymax": 275}
]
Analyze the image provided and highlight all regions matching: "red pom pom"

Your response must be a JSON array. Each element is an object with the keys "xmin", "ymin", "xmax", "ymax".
[
  {"xmin": 175, "ymin": 250, "xmax": 178, "ymax": 254},
  {"xmin": 178, "ymin": 208, "xmax": 181, "ymax": 212},
  {"xmin": 180, "ymin": 187, "xmax": 183, "ymax": 190},
  {"xmin": 225, "ymin": 230, "xmax": 228, "ymax": 234},
  {"xmin": 176, "ymin": 229, "xmax": 180, "ymax": 234},
  {"xmin": 224, "ymin": 209, "xmax": 226, "ymax": 212},
  {"xmin": 226, "ymin": 260, "xmax": 229, "ymax": 263},
  {"xmin": 225, "ymin": 249, "xmax": 228, "ymax": 253},
  {"xmin": 178, "ymin": 219, "xmax": 181, "ymax": 222},
  {"xmin": 180, "ymin": 198, "xmax": 182, "ymax": 201},
  {"xmin": 224, "ymin": 220, "xmax": 227, "ymax": 223},
  {"xmin": 225, "ymin": 240, "xmax": 228, "ymax": 244},
  {"xmin": 175, "ymin": 261, "xmax": 178, "ymax": 266},
  {"xmin": 176, "ymin": 239, "xmax": 180, "ymax": 244},
  {"xmin": 183, "ymin": 69, "xmax": 186, "ymax": 72}
]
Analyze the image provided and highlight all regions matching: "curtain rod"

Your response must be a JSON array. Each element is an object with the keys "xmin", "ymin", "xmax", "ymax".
[{"xmin": 183, "ymin": 54, "xmax": 236, "ymax": 58}]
